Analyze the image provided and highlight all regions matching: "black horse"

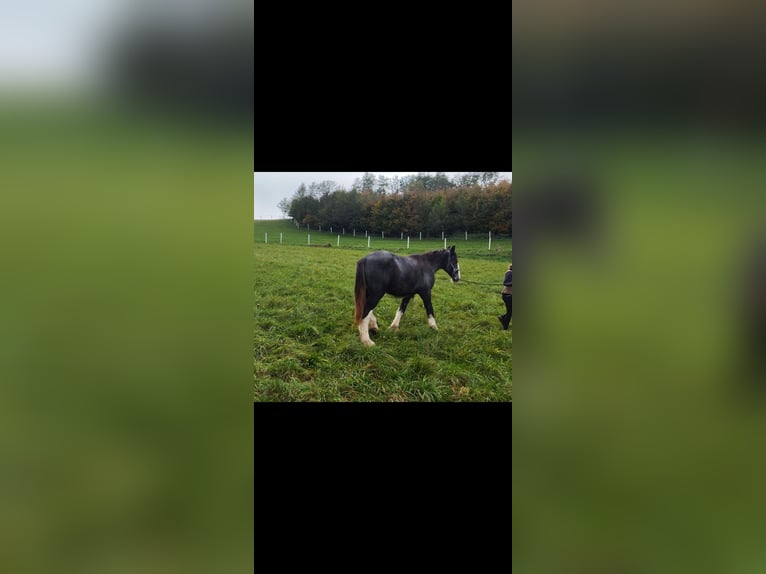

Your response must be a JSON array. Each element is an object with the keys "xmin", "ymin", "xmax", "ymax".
[{"xmin": 353, "ymin": 246, "xmax": 460, "ymax": 346}]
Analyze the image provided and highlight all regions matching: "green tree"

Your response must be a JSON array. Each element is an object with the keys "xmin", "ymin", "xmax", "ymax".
[
  {"xmin": 430, "ymin": 172, "xmax": 454, "ymax": 190},
  {"xmin": 404, "ymin": 192, "xmax": 430, "ymax": 236},
  {"xmin": 358, "ymin": 172, "xmax": 375, "ymax": 193},
  {"xmin": 454, "ymin": 173, "xmax": 480, "ymax": 187},
  {"xmin": 426, "ymin": 195, "xmax": 448, "ymax": 236},
  {"xmin": 277, "ymin": 197, "xmax": 290, "ymax": 217},
  {"xmin": 480, "ymin": 172, "xmax": 499, "ymax": 187},
  {"xmin": 487, "ymin": 181, "xmax": 512, "ymax": 234},
  {"xmin": 389, "ymin": 175, "xmax": 403, "ymax": 195},
  {"xmin": 375, "ymin": 175, "xmax": 388, "ymax": 194}
]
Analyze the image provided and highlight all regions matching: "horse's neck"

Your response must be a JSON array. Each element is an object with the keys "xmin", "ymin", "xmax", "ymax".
[{"xmin": 421, "ymin": 251, "xmax": 445, "ymax": 273}]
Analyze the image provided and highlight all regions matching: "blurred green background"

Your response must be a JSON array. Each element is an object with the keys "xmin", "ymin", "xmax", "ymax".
[
  {"xmin": 514, "ymin": 132, "xmax": 766, "ymax": 573},
  {"xmin": 0, "ymin": 2, "xmax": 253, "ymax": 572},
  {"xmin": 513, "ymin": 2, "xmax": 766, "ymax": 572}
]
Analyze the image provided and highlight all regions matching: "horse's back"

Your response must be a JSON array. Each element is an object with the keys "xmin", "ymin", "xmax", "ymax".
[
  {"xmin": 361, "ymin": 250, "xmax": 396, "ymax": 264},
  {"xmin": 361, "ymin": 251, "xmax": 397, "ymax": 279},
  {"xmin": 360, "ymin": 250, "xmax": 424, "ymax": 297}
]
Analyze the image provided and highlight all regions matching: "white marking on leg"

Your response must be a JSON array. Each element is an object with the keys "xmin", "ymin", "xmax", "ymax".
[
  {"xmin": 359, "ymin": 313, "xmax": 375, "ymax": 346},
  {"xmin": 389, "ymin": 309, "xmax": 403, "ymax": 330},
  {"xmin": 427, "ymin": 315, "xmax": 438, "ymax": 330}
]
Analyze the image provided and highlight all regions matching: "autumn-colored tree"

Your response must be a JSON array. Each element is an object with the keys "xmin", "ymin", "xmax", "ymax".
[{"xmin": 285, "ymin": 175, "xmax": 511, "ymax": 237}]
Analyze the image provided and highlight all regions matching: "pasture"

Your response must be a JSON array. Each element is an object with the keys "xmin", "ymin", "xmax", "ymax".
[{"xmin": 254, "ymin": 220, "xmax": 512, "ymax": 401}]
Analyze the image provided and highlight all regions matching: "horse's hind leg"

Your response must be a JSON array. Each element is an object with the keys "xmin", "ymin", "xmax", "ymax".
[
  {"xmin": 359, "ymin": 314, "xmax": 375, "ymax": 347},
  {"xmin": 369, "ymin": 311, "xmax": 379, "ymax": 333},
  {"xmin": 389, "ymin": 295, "xmax": 413, "ymax": 330},
  {"xmin": 359, "ymin": 292, "xmax": 384, "ymax": 347}
]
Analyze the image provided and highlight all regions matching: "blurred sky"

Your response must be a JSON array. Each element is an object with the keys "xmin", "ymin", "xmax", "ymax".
[
  {"xmin": 253, "ymin": 172, "xmax": 513, "ymax": 219},
  {"xmin": 0, "ymin": 0, "xmax": 242, "ymax": 92},
  {"xmin": 0, "ymin": 1, "xmax": 131, "ymax": 91}
]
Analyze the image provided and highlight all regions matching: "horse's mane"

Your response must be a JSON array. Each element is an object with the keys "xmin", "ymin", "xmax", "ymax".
[{"xmin": 408, "ymin": 249, "xmax": 445, "ymax": 259}]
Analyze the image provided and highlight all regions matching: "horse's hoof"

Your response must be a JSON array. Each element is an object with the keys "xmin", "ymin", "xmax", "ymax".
[
  {"xmin": 362, "ymin": 339, "xmax": 375, "ymax": 347},
  {"xmin": 388, "ymin": 325, "xmax": 398, "ymax": 331}
]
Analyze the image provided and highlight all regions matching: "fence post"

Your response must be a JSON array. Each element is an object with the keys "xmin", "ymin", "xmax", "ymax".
[
  {"xmin": 308, "ymin": 234, "xmax": 311, "ymax": 245},
  {"xmin": 337, "ymin": 235, "xmax": 340, "ymax": 247},
  {"xmin": 488, "ymin": 231, "xmax": 492, "ymax": 251},
  {"xmin": 465, "ymin": 231, "xmax": 468, "ymax": 241},
  {"xmin": 265, "ymin": 232, "xmax": 268, "ymax": 244},
  {"xmin": 407, "ymin": 236, "xmax": 410, "ymax": 249},
  {"xmin": 444, "ymin": 237, "xmax": 447, "ymax": 249},
  {"xmin": 280, "ymin": 232, "xmax": 283, "ymax": 244},
  {"xmin": 367, "ymin": 236, "xmax": 371, "ymax": 249}
]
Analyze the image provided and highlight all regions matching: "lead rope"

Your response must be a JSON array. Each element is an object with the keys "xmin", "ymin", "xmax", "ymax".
[{"xmin": 458, "ymin": 278, "xmax": 503, "ymax": 286}]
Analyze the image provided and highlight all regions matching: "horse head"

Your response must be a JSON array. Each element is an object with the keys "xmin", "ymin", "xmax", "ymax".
[{"xmin": 446, "ymin": 245, "xmax": 460, "ymax": 283}]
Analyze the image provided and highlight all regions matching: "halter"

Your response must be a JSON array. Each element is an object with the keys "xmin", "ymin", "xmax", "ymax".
[{"xmin": 446, "ymin": 256, "xmax": 460, "ymax": 281}]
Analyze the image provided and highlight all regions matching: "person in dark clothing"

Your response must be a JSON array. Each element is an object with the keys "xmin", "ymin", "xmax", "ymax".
[{"xmin": 498, "ymin": 263, "xmax": 512, "ymax": 330}]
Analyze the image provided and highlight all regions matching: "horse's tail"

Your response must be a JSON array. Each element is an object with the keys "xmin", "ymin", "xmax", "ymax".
[{"xmin": 354, "ymin": 259, "xmax": 367, "ymax": 325}]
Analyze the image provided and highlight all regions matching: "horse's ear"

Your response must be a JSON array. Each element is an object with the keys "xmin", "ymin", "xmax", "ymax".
[{"xmin": 449, "ymin": 245, "xmax": 455, "ymax": 252}]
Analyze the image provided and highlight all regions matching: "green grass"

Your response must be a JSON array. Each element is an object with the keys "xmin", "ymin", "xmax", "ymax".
[
  {"xmin": 0, "ymin": 103, "xmax": 254, "ymax": 573},
  {"xmin": 254, "ymin": 220, "xmax": 511, "ymax": 401}
]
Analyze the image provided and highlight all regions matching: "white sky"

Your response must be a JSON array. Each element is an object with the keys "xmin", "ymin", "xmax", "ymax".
[
  {"xmin": 0, "ymin": 1, "xmax": 130, "ymax": 90},
  {"xmin": 0, "ymin": 1, "xmax": 236, "ymax": 91},
  {"xmin": 254, "ymin": 172, "xmax": 512, "ymax": 220}
]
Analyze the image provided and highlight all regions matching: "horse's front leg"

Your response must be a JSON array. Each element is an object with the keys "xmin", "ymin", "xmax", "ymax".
[
  {"xmin": 389, "ymin": 295, "xmax": 413, "ymax": 330},
  {"xmin": 419, "ymin": 291, "xmax": 438, "ymax": 330}
]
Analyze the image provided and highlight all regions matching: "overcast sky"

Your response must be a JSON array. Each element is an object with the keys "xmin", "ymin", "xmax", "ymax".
[
  {"xmin": 0, "ymin": 1, "xmax": 245, "ymax": 91},
  {"xmin": 0, "ymin": 0, "xmax": 126, "ymax": 89},
  {"xmin": 254, "ymin": 172, "xmax": 513, "ymax": 220}
]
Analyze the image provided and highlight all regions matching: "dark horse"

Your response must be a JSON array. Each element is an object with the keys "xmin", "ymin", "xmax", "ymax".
[{"xmin": 353, "ymin": 246, "xmax": 460, "ymax": 346}]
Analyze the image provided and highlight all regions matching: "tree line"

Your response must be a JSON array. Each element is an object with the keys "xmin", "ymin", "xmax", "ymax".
[{"xmin": 278, "ymin": 172, "xmax": 511, "ymax": 236}]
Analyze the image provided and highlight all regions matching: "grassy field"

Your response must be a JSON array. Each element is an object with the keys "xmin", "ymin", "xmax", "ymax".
[{"xmin": 254, "ymin": 219, "xmax": 512, "ymax": 401}]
